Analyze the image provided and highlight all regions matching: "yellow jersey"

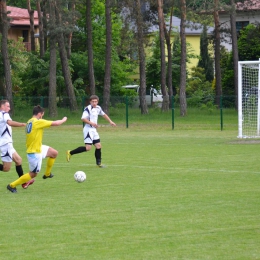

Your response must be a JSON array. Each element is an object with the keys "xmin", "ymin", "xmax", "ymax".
[{"xmin": 26, "ymin": 117, "xmax": 52, "ymax": 153}]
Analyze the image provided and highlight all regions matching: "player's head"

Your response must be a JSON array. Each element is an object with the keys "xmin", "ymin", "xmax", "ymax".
[
  {"xmin": 33, "ymin": 105, "xmax": 45, "ymax": 118},
  {"xmin": 0, "ymin": 100, "xmax": 10, "ymax": 112},
  {"xmin": 89, "ymin": 95, "xmax": 99, "ymax": 107}
]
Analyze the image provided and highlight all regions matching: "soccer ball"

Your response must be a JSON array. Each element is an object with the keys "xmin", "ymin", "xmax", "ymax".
[{"xmin": 74, "ymin": 171, "xmax": 86, "ymax": 183}]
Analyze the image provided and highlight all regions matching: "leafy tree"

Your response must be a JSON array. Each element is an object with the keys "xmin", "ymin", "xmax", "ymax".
[
  {"xmin": 146, "ymin": 35, "xmax": 161, "ymax": 91},
  {"xmin": 238, "ymin": 23, "xmax": 260, "ymax": 61},
  {"xmin": 0, "ymin": 0, "xmax": 13, "ymax": 112},
  {"xmin": 197, "ymin": 24, "xmax": 214, "ymax": 82},
  {"xmin": 220, "ymin": 49, "xmax": 235, "ymax": 107}
]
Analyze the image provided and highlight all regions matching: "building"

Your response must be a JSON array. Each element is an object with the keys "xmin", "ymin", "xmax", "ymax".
[
  {"xmin": 7, "ymin": 6, "xmax": 39, "ymax": 51},
  {"xmin": 219, "ymin": 1, "xmax": 260, "ymax": 51}
]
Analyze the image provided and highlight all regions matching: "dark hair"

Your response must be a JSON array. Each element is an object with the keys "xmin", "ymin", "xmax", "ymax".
[
  {"xmin": 33, "ymin": 105, "xmax": 44, "ymax": 115},
  {"xmin": 89, "ymin": 95, "xmax": 99, "ymax": 101},
  {"xmin": 0, "ymin": 99, "xmax": 9, "ymax": 106}
]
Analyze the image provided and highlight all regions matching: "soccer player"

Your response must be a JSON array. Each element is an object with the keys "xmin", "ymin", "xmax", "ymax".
[
  {"xmin": 7, "ymin": 105, "xmax": 67, "ymax": 193},
  {"xmin": 66, "ymin": 95, "xmax": 116, "ymax": 167},
  {"xmin": 0, "ymin": 100, "xmax": 34, "ymax": 189}
]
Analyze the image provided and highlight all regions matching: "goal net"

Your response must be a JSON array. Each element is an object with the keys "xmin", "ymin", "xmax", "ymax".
[{"xmin": 238, "ymin": 61, "xmax": 260, "ymax": 138}]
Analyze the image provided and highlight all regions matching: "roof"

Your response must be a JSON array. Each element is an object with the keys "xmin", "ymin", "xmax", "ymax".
[
  {"xmin": 7, "ymin": 6, "xmax": 39, "ymax": 26},
  {"xmin": 148, "ymin": 16, "xmax": 214, "ymax": 35},
  {"xmin": 236, "ymin": 0, "xmax": 260, "ymax": 11}
]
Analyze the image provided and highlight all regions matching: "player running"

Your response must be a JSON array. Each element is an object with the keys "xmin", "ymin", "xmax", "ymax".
[
  {"xmin": 7, "ymin": 105, "xmax": 67, "ymax": 193},
  {"xmin": 66, "ymin": 95, "xmax": 116, "ymax": 167}
]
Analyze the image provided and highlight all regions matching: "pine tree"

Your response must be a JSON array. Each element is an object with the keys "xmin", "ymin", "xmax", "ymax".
[{"xmin": 198, "ymin": 24, "xmax": 214, "ymax": 82}]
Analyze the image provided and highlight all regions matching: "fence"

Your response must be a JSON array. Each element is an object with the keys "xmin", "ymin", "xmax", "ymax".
[{"xmin": 7, "ymin": 95, "xmax": 237, "ymax": 130}]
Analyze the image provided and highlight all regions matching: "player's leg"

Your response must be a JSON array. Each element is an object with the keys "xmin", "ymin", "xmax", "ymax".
[
  {"xmin": 0, "ymin": 143, "xmax": 13, "ymax": 172},
  {"xmin": 7, "ymin": 153, "xmax": 39, "ymax": 193},
  {"xmin": 66, "ymin": 127, "xmax": 93, "ymax": 162},
  {"xmin": 43, "ymin": 145, "xmax": 57, "ymax": 179},
  {"xmin": 12, "ymin": 151, "xmax": 24, "ymax": 177},
  {"xmin": 12, "ymin": 148, "xmax": 35, "ymax": 189},
  {"xmin": 94, "ymin": 140, "xmax": 103, "ymax": 167}
]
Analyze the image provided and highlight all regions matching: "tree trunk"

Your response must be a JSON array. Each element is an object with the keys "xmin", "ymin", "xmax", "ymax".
[
  {"xmin": 37, "ymin": 0, "xmax": 45, "ymax": 58},
  {"xmin": 158, "ymin": 0, "xmax": 169, "ymax": 111},
  {"xmin": 214, "ymin": 0, "xmax": 222, "ymax": 108},
  {"xmin": 179, "ymin": 0, "xmax": 187, "ymax": 116},
  {"xmin": 42, "ymin": 0, "xmax": 48, "ymax": 52},
  {"xmin": 48, "ymin": 0, "xmax": 57, "ymax": 117},
  {"xmin": 136, "ymin": 0, "xmax": 148, "ymax": 114},
  {"xmin": 86, "ymin": 0, "xmax": 95, "ymax": 95},
  {"xmin": 230, "ymin": 0, "xmax": 238, "ymax": 110},
  {"xmin": 55, "ymin": 6, "xmax": 78, "ymax": 112},
  {"xmin": 67, "ymin": 1, "xmax": 75, "ymax": 59},
  {"xmin": 27, "ymin": 0, "xmax": 35, "ymax": 52},
  {"xmin": 0, "ymin": 0, "xmax": 13, "ymax": 114},
  {"xmin": 102, "ymin": 0, "xmax": 112, "ymax": 114},
  {"xmin": 164, "ymin": 6, "xmax": 174, "ymax": 102}
]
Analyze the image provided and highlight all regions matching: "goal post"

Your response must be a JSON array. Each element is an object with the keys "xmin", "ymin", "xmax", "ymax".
[{"xmin": 238, "ymin": 60, "xmax": 260, "ymax": 138}]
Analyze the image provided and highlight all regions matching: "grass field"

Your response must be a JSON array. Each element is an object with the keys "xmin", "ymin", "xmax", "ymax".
[{"xmin": 1, "ymin": 109, "xmax": 260, "ymax": 259}]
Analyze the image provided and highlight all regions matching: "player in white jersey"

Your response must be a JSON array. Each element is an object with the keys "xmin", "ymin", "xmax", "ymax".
[
  {"xmin": 66, "ymin": 95, "xmax": 116, "ymax": 167},
  {"xmin": 0, "ymin": 100, "xmax": 34, "ymax": 189}
]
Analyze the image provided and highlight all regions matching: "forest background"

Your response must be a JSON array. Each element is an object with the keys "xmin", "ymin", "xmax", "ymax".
[{"xmin": 0, "ymin": 0, "xmax": 260, "ymax": 117}]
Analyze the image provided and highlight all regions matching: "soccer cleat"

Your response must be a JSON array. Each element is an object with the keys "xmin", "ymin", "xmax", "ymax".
[
  {"xmin": 66, "ymin": 150, "xmax": 71, "ymax": 162},
  {"xmin": 7, "ymin": 184, "xmax": 17, "ymax": 193},
  {"xmin": 22, "ymin": 178, "xmax": 35, "ymax": 189},
  {"xmin": 96, "ymin": 159, "xmax": 105, "ymax": 168},
  {"xmin": 43, "ymin": 173, "xmax": 54, "ymax": 179}
]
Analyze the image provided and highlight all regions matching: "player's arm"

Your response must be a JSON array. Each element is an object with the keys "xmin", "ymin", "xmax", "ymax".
[
  {"xmin": 81, "ymin": 118, "xmax": 97, "ymax": 127},
  {"xmin": 7, "ymin": 120, "xmax": 26, "ymax": 127},
  {"xmin": 102, "ymin": 114, "xmax": 116, "ymax": 126},
  {"xmin": 51, "ymin": 117, "xmax": 67, "ymax": 126}
]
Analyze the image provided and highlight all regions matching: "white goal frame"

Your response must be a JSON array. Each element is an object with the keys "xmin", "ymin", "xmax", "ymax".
[{"xmin": 238, "ymin": 60, "xmax": 260, "ymax": 138}]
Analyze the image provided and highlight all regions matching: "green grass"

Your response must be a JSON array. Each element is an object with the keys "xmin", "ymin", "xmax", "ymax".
[{"xmin": 1, "ymin": 110, "xmax": 259, "ymax": 259}]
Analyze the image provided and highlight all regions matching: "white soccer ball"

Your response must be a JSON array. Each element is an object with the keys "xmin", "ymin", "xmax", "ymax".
[{"xmin": 74, "ymin": 171, "xmax": 86, "ymax": 183}]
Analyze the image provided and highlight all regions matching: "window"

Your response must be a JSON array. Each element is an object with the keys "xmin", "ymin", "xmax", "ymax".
[
  {"xmin": 22, "ymin": 30, "xmax": 29, "ymax": 42},
  {"xmin": 236, "ymin": 21, "xmax": 249, "ymax": 34}
]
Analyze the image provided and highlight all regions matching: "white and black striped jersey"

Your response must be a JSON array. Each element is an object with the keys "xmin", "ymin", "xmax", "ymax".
[
  {"xmin": 0, "ymin": 111, "xmax": 12, "ymax": 146},
  {"xmin": 81, "ymin": 105, "xmax": 105, "ymax": 127}
]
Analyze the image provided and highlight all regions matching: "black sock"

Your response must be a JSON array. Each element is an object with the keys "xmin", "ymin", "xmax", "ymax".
[
  {"xmin": 0, "ymin": 164, "xmax": 3, "ymax": 171},
  {"xmin": 70, "ymin": 146, "xmax": 87, "ymax": 155},
  {"xmin": 16, "ymin": 165, "xmax": 24, "ymax": 177},
  {"xmin": 95, "ymin": 148, "xmax": 101, "ymax": 164}
]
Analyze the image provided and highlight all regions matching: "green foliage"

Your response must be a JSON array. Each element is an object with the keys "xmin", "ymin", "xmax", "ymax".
[
  {"xmin": 238, "ymin": 23, "xmax": 260, "ymax": 61},
  {"xmin": 146, "ymin": 35, "xmax": 161, "ymax": 90},
  {"xmin": 0, "ymin": 37, "xmax": 28, "ymax": 94},
  {"xmin": 186, "ymin": 66, "xmax": 214, "ymax": 108},
  {"xmin": 197, "ymin": 24, "xmax": 214, "ymax": 82},
  {"xmin": 220, "ymin": 47, "xmax": 236, "ymax": 107}
]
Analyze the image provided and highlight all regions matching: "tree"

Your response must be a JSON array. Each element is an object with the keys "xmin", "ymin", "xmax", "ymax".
[
  {"xmin": 164, "ymin": 6, "xmax": 174, "ymax": 100},
  {"xmin": 157, "ymin": 0, "xmax": 169, "ymax": 111},
  {"xmin": 0, "ymin": 0, "xmax": 13, "ymax": 113},
  {"xmin": 238, "ymin": 23, "xmax": 260, "ymax": 61},
  {"xmin": 136, "ymin": 0, "xmax": 148, "ymax": 114},
  {"xmin": 197, "ymin": 24, "xmax": 214, "ymax": 82},
  {"xmin": 229, "ymin": 0, "xmax": 238, "ymax": 109},
  {"xmin": 55, "ymin": 0, "xmax": 78, "ymax": 111},
  {"xmin": 37, "ymin": 0, "xmax": 45, "ymax": 58},
  {"xmin": 213, "ymin": 0, "xmax": 222, "ymax": 108},
  {"xmin": 86, "ymin": 0, "xmax": 95, "ymax": 95},
  {"xmin": 27, "ymin": 0, "xmax": 36, "ymax": 52},
  {"xmin": 179, "ymin": 0, "xmax": 187, "ymax": 116},
  {"xmin": 47, "ymin": 0, "xmax": 57, "ymax": 117},
  {"xmin": 102, "ymin": 0, "xmax": 112, "ymax": 114}
]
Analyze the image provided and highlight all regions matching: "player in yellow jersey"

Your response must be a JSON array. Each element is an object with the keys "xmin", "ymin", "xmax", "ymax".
[{"xmin": 7, "ymin": 105, "xmax": 67, "ymax": 193}]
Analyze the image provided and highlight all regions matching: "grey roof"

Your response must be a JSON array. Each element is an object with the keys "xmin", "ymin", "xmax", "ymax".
[{"xmin": 148, "ymin": 16, "xmax": 214, "ymax": 35}]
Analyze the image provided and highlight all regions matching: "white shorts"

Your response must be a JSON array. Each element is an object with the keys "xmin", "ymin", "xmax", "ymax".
[
  {"xmin": 27, "ymin": 145, "xmax": 49, "ymax": 173},
  {"xmin": 0, "ymin": 143, "xmax": 16, "ymax": 163},
  {"xmin": 83, "ymin": 127, "xmax": 100, "ymax": 144}
]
